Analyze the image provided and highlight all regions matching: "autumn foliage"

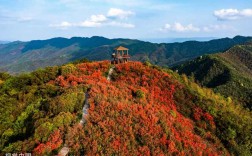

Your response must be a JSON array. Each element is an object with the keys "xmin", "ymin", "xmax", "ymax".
[
  {"xmin": 33, "ymin": 129, "xmax": 62, "ymax": 155},
  {"xmin": 52, "ymin": 61, "xmax": 228, "ymax": 155},
  {"xmin": 2, "ymin": 60, "xmax": 250, "ymax": 155}
]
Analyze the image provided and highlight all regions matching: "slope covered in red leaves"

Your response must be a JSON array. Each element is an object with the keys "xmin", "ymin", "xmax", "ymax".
[
  {"xmin": 53, "ymin": 61, "xmax": 228, "ymax": 155},
  {"xmin": 2, "ymin": 61, "xmax": 251, "ymax": 155}
]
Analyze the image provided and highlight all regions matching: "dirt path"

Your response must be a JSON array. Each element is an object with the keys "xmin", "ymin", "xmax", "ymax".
[
  {"xmin": 59, "ymin": 92, "xmax": 89, "ymax": 155},
  {"xmin": 107, "ymin": 66, "xmax": 115, "ymax": 81},
  {"xmin": 80, "ymin": 92, "xmax": 89, "ymax": 125},
  {"xmin": 58, "ymin": 146, "xmax": 69, "ymax": 156},
  {"xmin": 59, "ymin": 67, "xmax": 114, "ymax": 155}
]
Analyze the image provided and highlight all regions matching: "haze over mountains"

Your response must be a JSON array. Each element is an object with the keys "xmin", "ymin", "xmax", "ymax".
[
  {"xmin": 0, "ymin": 41, "xmax": 10, "ymax": 44},
  {"xmin": 143, "ymin": 37, "xmax": 217, "ymax": 43},
  {"xmin": 0, "ymin": 35, "xmax": 252, "ymax": 74}
]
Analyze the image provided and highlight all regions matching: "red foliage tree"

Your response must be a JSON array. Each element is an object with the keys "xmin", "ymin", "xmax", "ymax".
[{"xmin": 33, "ymin": 129, "xmax": 63, "ymax": 155}]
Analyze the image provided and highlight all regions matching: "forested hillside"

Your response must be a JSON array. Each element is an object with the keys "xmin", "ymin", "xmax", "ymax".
[
  {"xmin": 174, "ymin": 43, "xmax": 252, "ymax": 109},
  {"xmin": 0, "ymin": 36, "xmax": 252, "ymax": 74},
  {"xmin": 0, "ymin": 61, "xmax": 251, "ymax": 155}
]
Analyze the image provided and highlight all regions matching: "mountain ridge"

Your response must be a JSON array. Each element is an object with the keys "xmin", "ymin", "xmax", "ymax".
[
  {"xmin": 0, "ymin": 35, "xmax": 252, "ymax": 74},
  {"xmin": 174, "ymin": 43, "xmax": 252, "ymax": 109},
  {"xmin": 142, "ymin": 37, "xmax": 217, "ymax": 43}
]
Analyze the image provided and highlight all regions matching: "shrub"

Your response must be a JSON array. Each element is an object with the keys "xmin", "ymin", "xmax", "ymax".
[{"xmin": 135, "ymin": 89, "xmax": 145, "ymax": 99}]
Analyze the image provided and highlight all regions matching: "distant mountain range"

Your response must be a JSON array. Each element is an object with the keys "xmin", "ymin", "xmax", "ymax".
[
  {"xmin": 143, "ymin": 37, "xmax": 217, "ymax": 43},
  {"xmin": 0, "ymin": 35, "xmax": 252, "ymax": 74},
  {"xmin": 174, "ymin": 42, "xmax": 252, "ymax": 109},
  {"xmin": 0, "ymin": 41, "xmax": 11, "ymax": 44}
]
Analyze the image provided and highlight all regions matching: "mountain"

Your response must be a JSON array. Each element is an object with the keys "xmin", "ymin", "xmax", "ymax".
[
  {"xmin": 174, "ymin": 43, "xmax": 252, "ymax": 109},
  {"xmin": 143, "ymin": 37, "xmax": 217, "ymax": 43},
  {"xmin": 0, "ymin": 35, "xmax": 252, "ymax": 74},
  {"xmin": 0, "ymin": 61, "xmax": 251, "ymax": 155},
  {"xmin": 0, "ymin": 41, "xmax": 11, "ymax": 44}
]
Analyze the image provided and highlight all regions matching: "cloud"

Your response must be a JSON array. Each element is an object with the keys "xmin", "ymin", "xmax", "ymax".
[
  {"xmin": 0, "ymin": 13, "xmax": 33, "ymax": 23},
  {"xmin": 107, "ymin": 22, "xmax": 135, "ymax": 28},
  {"xmin": 107, "ymin": 8, "xmax": 134, "ymax": 19},
  {"xmin": 214, "ymin": 8, "xmax": 252, "ymax": 20},
  {"xmin": 160, "ymin": 22, "xmax": 200, "ymax": 32},
  {"xmin": 49, "ymin": 21, "xmax": 73, "ymax": 29},
  {"xmin": 203, "ymin": 24, "xmax": 234, "ymax": 32},
  {"xmin": 89, "ymin": 14, "xmax": 107, "ymax": 22},
  {"xmin": 90, "ymin": 0, "xmax": 144, "ymax": 7},
  {"xmin": 160, "ymin": 23, "xmax": 235, "ymax": 33},
  {"xmin": 78, "ymin": 14, "xmax": 107, "ymax": 27},
  {"xmin": 78, "ymin": 21, "xmax": 135, "ymax": 28},
  {"xmin": 79, "ymin": 21, "xmax": 101, "ymax": 27},
  {"xmin": 59, "ymin": 0, "xmax": 79, "ymax": 4},
  {"xmin": 17, "ymin": 16, "xmax": 33, "ymax": 22},
  {"xmin": 241, "ymin": 9, "xmax": 252, "ymax": 16},
  {"xmin": 50, "ymin": 8, "xmax": 135, "ymax": 29}
]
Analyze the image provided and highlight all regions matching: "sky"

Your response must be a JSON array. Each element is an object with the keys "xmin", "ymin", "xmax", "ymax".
[{"xmin": 0, "ymin": 0, "xmax": 252, "ymax": 41}]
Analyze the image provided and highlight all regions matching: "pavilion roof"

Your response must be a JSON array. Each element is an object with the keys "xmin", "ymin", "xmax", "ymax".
[{"xmin": 114, "ymin": 46, "xmax": 129, "ymax": 51}]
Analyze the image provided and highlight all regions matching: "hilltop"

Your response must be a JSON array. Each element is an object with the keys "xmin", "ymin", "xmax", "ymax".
[
  {"xmin": 174, "ymin": 43, "xmax": 252, "ymax": 109},
  {"xmin": 0, "ymin": 61, "xmax": 251, "ymax": 155},
  {"xmin": 0, "ymin": 35, "xmax": 252, "ymax": 74}
]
